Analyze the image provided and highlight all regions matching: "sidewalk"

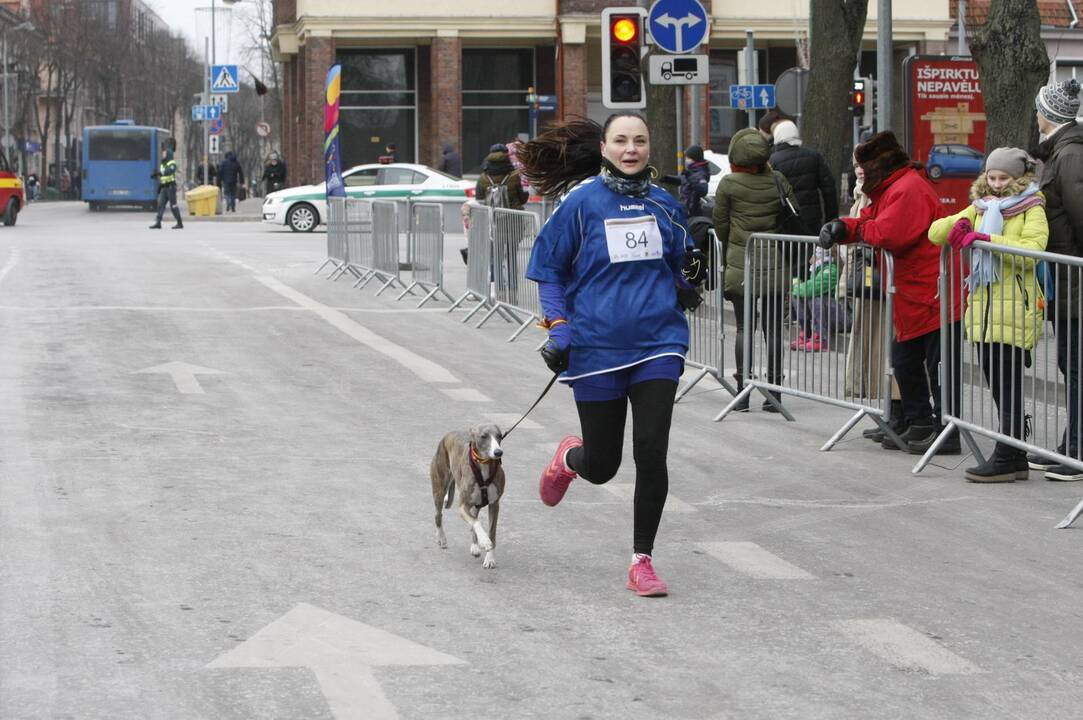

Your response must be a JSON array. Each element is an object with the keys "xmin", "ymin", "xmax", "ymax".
[{"xmin": 182, "ymin": 194, "xmax": 265, "ymax": 222}]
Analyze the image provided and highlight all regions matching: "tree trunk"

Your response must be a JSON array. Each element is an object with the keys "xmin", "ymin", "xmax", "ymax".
[
  {"xmin": 969, "ymin": 0, "xmax": 1048, "ymax": 153},
  {"xmin": 802, "ymin": 0, "xmax": 869, "ymax": 196}
]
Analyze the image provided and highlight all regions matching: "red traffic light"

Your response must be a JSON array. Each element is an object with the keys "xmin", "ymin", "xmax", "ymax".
[
  {"xmin": 853, "ymin": 90, "xmax": 866, "ymax": 106},
  {"xmin": 611, "ymin": 16, "xmax": 639, "ymax": 44}
]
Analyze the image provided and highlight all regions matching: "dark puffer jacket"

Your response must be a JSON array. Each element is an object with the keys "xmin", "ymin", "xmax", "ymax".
[
  {"xmin": 1036, "ymin": 121, "xmax": 1083, "ymax": 317},
  {"xmin": 769, "ymin": 142, "xmax": 838, "ymax": 235}
]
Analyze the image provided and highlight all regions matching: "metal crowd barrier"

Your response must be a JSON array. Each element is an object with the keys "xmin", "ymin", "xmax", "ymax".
[
  {"xmin": 335, "ymin": 198, "xmax": 373, "ymax": 284},
  {"xmin": 316, "ymin": 196, "xmax": 348, "ymax": 277},
  {"xmin": 717, "ymin": 233, "xmax": 902, "ymax": 451},
  {"xmin": 476, "ymin": 208, "xmax": 543, "ymax": 341},
  {"xmin": 360, "ymin": 199, "xmax": 410, "ymax": 296},
  {"xmin": 911, "ymin": 242, "xmax": 1083, "ymax": 528},
  {"xmin": 676, "ymin": 230, "xmax": 738, "ymax": 402},
  {"xmin": 448, "ymin": 204, "xmax": 499, "ymax": 323},
  {"xmin": 397, "ymin": 201, "xmax": 454, "ymax": 307}
]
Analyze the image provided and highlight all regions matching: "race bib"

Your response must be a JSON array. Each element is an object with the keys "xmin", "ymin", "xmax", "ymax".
[{"xmin": 604, "ymin": 215, "xmax": 664, "ymax": 264}]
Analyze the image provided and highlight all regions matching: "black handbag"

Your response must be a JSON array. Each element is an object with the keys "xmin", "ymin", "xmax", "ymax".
[{"xmin": 773, "ymin": 172, "xmax": 805, "ymax": 236}]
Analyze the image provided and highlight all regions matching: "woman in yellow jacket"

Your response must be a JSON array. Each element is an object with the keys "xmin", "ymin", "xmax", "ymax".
[{"xmin": 928, "ymin": 148, "xmax": 1048, "ymax": 483}]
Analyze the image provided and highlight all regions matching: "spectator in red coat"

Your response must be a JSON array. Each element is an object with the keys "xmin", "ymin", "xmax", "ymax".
[{"xmin": 819, "ymin": 131, "xmax": 963, "ymax": 455}]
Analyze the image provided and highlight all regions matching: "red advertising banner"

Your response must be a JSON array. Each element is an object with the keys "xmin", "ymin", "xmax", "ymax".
[{"xmin": 904, "ymin": 55, "xmax": 987, "ymax": 214}]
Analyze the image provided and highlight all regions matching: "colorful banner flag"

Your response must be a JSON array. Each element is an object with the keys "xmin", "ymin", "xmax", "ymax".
[{"xmin": 323, "ymin": 64, "xmax": 345, "ymax": 198}]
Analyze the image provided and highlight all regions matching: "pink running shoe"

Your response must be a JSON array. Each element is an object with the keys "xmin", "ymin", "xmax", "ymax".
[
  {"xmin": 803, "ymin": 333, "xmax": 828, "ymax": 352},
  {"xmin": 626, "ymin": 555, "xmax": 668, "ymax": 597},
  {"xmin": 789, "ymin": 330, "xmax": 806, "ymax": 351},
  {"xmin": 539, "ymin": 436, "xmax": 582, "ymax": 506}
]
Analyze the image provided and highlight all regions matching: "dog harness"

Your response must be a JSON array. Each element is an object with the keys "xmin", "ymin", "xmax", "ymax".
[{"xmin": 468, "ymin": 449, "xmax": 501, "ymax": 509}]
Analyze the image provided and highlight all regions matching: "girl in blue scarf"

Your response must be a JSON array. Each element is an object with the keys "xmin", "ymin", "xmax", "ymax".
[{"xmin": 928, "ymin": 147, "xmax": 1049, "ymax": 483}]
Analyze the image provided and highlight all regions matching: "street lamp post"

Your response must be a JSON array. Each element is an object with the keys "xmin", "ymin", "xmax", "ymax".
[{"xmin": 1, "ymin": 21, "xmax": 34, "ymax": 168}]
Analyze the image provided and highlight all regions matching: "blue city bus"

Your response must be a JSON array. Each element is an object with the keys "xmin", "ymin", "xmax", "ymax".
[{"xmin": 82, "ymin": 122, "xmax": 172, "ymax": 211}]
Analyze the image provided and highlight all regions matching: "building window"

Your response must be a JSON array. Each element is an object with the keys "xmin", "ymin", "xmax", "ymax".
[
  {"xmin": 462, "ymin": 48, "xmax": 534, "ymax": 174},
  {"xmin": 338, "ymin": 49, "xmax": 417, "ymax": 166},
  {"xmin": 1055, "ymin": 60, "xmax": 1083, "ymax": 85},
  {"xmin": 709, "ymin": 54, "xmax": 739, "ymax": 153}
]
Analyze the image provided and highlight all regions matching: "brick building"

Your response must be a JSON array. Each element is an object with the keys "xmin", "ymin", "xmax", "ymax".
[{"xmin": 272, "ymin": 0, "xmax": 958, "ymax": 185}]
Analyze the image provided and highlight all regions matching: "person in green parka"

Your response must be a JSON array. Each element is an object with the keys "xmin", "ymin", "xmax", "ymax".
[
  {"xmin": 713, "ymin": 128, "xmax": 799, "ymax": 412},
  {"xmin": 928, "ymin": 147, "xmax": 1048, "ymax": 483}
]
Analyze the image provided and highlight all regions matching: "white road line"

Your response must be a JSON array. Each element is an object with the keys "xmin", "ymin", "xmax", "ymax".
[
  {"xmin": 603, "ymin": 483, "xmax": 696, "ymax": 512},
  {"xmin": 696, "ymin": 541, "xmax": 815, "ymax": 579},
  {"xmin": 253, "ymin": 274, "xmax": 459, "ymax": 384},
  {"xmin": 0, "ymin": 246, "xmax": 19, "ymax": 288},
  {"xmin": 485, "ymin": 413, "xmax": 541, "ymax": 430},
  {"xmin": 441, "ymin": 388, "xmax": 494, "ymax": 403},
  {"xmin": 834, "ymin": 619, "xmax": 982, "ymax": 676}
]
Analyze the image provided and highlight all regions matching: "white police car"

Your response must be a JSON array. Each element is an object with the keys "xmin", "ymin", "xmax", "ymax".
[{"xmin": 262, "ymin": 163, "xmax": 472, "ymax": 232}]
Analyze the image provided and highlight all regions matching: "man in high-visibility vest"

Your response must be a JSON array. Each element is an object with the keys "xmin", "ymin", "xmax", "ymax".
[{"xmin": 150, "ymin": 148, "xmax": 183, "ymax": 230}]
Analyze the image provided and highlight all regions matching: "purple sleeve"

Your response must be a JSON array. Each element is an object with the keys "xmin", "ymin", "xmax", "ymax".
[{"xmin": 538, "ymin": 281, "xmax": 567, "ymax": 321}]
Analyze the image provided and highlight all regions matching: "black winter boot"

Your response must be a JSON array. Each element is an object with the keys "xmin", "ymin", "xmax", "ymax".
[
  {"xmin": 731, "ymin": 373, "xmax": 749, "ymax": 412},
  {"xmin": 149, "ymin": 220, "xmax": 162, "ymax": 229},
  {"xmin": 904, "ymin": 423, "xmax": 961, "ymax": 455},
  {"xmin": 966, "ymin": 444, "xmax": 1028, "ymax": 483},
  {"xmin": 762, "ymin": 390, "xmax": 783, "ymax": 413}
]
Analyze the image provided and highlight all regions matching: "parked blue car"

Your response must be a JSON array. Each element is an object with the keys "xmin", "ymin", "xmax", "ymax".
[{"xmin": 926, "ymin": 144, "xmax": 984, "ymax": 180}]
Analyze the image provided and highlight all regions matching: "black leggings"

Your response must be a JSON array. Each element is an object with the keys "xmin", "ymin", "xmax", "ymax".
[{"xmin": 565, "ymin": 379, "xmax": 677, "ymax": 556}]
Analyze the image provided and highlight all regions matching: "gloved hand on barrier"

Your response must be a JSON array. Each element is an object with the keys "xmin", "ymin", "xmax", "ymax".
[
  {"xmin": 539, "ymin": 320, "xmax": 570, "ymax": 374},
  {"xmin": 947, "ymin": 217, "xmax": 974, "ymax": 249},
  {"xmin": 818, "ymin": 219, "xmax": 848, "ymax": 249}
]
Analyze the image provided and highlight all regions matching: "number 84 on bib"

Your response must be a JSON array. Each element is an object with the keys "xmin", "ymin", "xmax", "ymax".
[{"xmin": 604, "ymin": 215, "xmax": 664, "ymax": 264}]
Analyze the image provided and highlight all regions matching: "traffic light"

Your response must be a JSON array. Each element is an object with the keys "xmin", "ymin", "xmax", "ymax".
[
  {"xmin": 852, "ymin": 78, "xmax": 867, "ymax": 119},
  {"xmin": 601, "ymin": 7, "xmax": 646, "ymax": 109}
]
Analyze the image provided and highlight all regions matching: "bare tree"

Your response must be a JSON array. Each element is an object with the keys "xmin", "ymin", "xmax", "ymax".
[
  {"xmin": 969, "ymin": 0, "xmax": 1049, "ymax": 152},
  {"xmin": 802, "ymin": 0, "xmax": 870, "ymax": 186}
]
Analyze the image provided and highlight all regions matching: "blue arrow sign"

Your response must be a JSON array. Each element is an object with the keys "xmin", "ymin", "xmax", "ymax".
[
  {"xmin": 211, "ymin": 64, "xmax": 240, "ymax": 93},
  {"xmin": 648, "ymin": 0, "xmax": 709, "ymax": 54},
  {"xmin": 192, "ymin": 105, "xmax": 205, "ymax": 121},
  {"xmin": 729, "ymin": 84, "xmax": 776, "ymax": 110}
]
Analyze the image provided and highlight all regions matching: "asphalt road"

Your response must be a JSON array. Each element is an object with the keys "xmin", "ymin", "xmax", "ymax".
[{"xmin": 1, "ymin": 202, "xmax": 1081, "ymax": 719}]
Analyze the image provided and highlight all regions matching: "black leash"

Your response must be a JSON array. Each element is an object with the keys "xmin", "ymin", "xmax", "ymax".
[{"xmin": 502, "ymin": 373, "xmax": 560, "ymax": 440}]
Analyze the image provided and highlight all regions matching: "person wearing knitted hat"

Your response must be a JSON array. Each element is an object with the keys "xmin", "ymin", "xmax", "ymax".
[
  {"xmin": 818, "ymin": 131, "xmax": 963, "ymax": 455},
  {"xmin": 677, "ymin": 144, "xmax": 711, "ymax": 217},
  {"xmin": 928, "ymin": 147, "xmax": 1048, "ymax": 482},
  {"xmin": 1032, "ymin": 78, "xmax": 1083, "ymax": 481}
]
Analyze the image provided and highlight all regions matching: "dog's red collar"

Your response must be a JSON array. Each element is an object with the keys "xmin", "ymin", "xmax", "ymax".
[{"xmin": 470, "ymin": 447, "xmax": 491, "ymax": 465}]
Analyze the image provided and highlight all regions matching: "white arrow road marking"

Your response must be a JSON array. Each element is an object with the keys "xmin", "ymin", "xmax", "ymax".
[
  {"xmin": 603, "ymin": 483, "xmax": 696, "ymax": 512},
  {"xmin": 0, "ymin": 246, "xmax": 18, "ymax": 287},
  {"xmin": 253, "ymin": 275, "xmax": 460, "ymax": 384},
  {"xmin": 834, "ymin": 619, "xmax": 982, "ymax": 676},
  {"xmin": 133, "ymin": 361, "xmax": 224, "ymax": 395},
  {"xmin": 207, "ymin": 603, "xmax": 466, "ymax": 720},
  {"xmin": 696, "ymin": 541, "xmax": 814, "ymax": 579}
]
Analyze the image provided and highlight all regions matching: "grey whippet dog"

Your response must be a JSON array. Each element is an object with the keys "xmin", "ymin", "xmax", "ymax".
[{"xmin": 430, "ymin": 424, "xmax": 505, "ymax": 569}]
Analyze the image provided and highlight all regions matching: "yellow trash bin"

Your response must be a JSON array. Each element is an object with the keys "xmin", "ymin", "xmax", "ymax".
[{"xmin": 185, "ymin": 185, "xmax": 219, "ymax": 216}]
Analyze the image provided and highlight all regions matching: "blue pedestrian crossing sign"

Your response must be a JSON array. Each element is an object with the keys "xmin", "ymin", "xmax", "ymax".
[
  {"xmin": 729, "ymin": 84, "xmax": 776, "ymax": 110},
  {"xmin": 211, "ymin": 65, "xmax": 240, "ymax": 93},
  {"xmin": 648, "ymin": 0, "xmax": 710, "ymax": 54}
]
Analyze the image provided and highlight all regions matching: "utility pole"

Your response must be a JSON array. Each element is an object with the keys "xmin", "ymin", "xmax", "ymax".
[
  {"xmin": 204, "ymin": 37, "xmax": 210, "ymax": 186},
  {"xmin": 876, "ymin": 0, "xmax": 892, "ymax": 131},
  {"xmin": 745, "ymin": 30, "xmax": 756, "ymax": 129},
  {"xmin": 957, "ymin": 0, "xmax": 968, "ymax": 55},
  {"xmin": 635, "ymin": 0, "xmax": 678, "ymax": 184}
]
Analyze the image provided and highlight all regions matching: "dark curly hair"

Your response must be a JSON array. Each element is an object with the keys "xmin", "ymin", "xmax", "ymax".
[{"xmin": 517, "ymin": 113, "xmax": 649, "ymax": 199}]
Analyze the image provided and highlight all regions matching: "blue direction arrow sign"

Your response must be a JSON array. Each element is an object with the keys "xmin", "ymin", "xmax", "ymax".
[
  {"xmin": 211, "ymin": 64, "xmax": 240, "ymax": 93},
  {"xmin": 729, "ymin": 84, "xmax": 776, "ymax": 110},
  {"xmin": 648, "ymin": 0, "xmax": 710, "ymax": 54},
  {"xmin": 192, "ymin": 105, "xmax": 205, "ymax": 121},
  {"xmin": 536, "ymin": 94, "xmax": 558, "ymax": 112}
]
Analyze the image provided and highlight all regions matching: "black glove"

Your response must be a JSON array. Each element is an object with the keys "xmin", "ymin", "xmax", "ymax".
[
  {"xmin": 682, "ymin": 247, "xmax": 709, "ymax": 286},
  {"xmin": 539, "ymin": 341, "xmax": 569, "ymax": 374},
  {"xmin": 677, "ymin": 286, "xmax": 703, "ymax": 312},
  {"xmin": 818, "ymin": 219, "xmax": 848, "ymax": 249}
]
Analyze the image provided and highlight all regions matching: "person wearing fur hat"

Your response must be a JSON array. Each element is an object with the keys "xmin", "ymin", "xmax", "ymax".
[
  {"xmin": 819, "ymin": 130, "xmax": 963, "ymax": 455},
  {"xmin": 929, "ymin": 148, "xmax": 1048, "ymax": 482},
  {"xmin": 1031, "ymin": 78, "xmax": 1083, "ymax": 481}
]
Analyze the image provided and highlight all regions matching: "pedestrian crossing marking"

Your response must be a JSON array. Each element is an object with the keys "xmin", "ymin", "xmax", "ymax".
[
  {"xmin": 211, "ymin": 65, "xmax": 239, "ymax": 92},
  {"xmin": 696, "ymin": 541, "xmax": 814, "ymax": 578},
  {"xmin": 604, "ymin": 483, "xmax": 696, "ymax": 512},
  {"xmin": 834, "ymin": 619, "xmax": 982, "ymax": 676},
  {"xmin": 440, "ymin": 388, "xmax": 493, "ymax": 403}
]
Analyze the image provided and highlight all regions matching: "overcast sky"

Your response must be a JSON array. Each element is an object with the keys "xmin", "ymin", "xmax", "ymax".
[{"xmin": 147, "ymin": 0, "xmax": 253, "ymax": 65}]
